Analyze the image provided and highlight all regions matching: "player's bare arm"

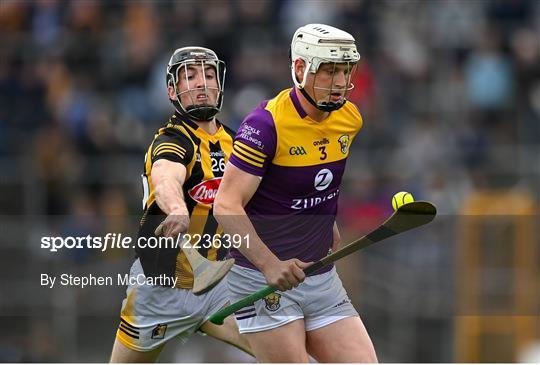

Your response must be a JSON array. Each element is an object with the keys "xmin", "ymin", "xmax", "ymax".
[
  {"xmin": 151, "ymin": 159, "xmax": 190, "ymax": 237},
  {"xmin": 214, "ymin": 163, "xmax": 309, "ymax": 291}
]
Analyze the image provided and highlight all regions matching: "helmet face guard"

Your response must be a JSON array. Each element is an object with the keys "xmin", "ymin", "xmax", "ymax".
[
  {"xmin": 304, "ymin": 60, "xmax": 358, "ymax": 112},
  {"xmin": 290, "ymin": 24, "xmax": 360, "ymax": 112},
  {"xmin": 166, "ymin": 47, "xmax": 226, "ymax": 121}
]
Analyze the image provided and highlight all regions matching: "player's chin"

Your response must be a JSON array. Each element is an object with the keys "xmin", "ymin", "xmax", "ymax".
[{"xmin": 192, "ymin": 100, "xmax": 217, "ymax": 107}]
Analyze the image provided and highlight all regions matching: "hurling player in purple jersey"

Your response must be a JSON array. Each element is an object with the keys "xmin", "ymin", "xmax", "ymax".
[{"xmin": 214, "ymin": 24, "xmax": 377, "ymax": 362}]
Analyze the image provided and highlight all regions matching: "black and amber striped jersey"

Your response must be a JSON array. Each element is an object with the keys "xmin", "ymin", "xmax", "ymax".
[{"xmin": 136, "ymin": 112, "xmax": 235, "ymax": 289}]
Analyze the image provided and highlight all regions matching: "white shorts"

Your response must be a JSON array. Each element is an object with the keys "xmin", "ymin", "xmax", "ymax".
[
  {"xmin": 115, "ymin": 259, "xmax": 229, "ymax": 352},
  {"xmin": 227, "ymin": 265, "xmax": 358, "ymax": 334}
]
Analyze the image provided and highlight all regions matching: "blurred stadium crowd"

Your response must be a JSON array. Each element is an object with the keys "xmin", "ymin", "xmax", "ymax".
[{"xmin": 0, "ymin": 0, "xmax": 538, "ymax": 362}]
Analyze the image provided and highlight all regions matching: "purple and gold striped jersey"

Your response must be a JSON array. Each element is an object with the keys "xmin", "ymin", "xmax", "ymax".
[{"xmin": 228, "ymin": 88, "xmax": 363, "ymax": 272}]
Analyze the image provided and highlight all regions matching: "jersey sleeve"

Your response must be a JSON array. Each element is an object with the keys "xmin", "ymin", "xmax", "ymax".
[
  {"xmin": 150, "ymin": 131, "xmax": 194, "ymax": 166},
  {"xmin": 229, "ymin": 104, "xmax": 277, "ymax": 176}
]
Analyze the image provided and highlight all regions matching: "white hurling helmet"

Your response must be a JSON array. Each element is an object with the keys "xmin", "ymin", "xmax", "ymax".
[{"xmin": 290, "ymin": 24, "xmax": 360, "ymax": 111}]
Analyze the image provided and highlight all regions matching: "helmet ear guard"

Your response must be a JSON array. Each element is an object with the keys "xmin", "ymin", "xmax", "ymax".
[
  {"xmin": 166, "ymin": 46, "xmax": 226, "ymax": 121},
  {"xmin": 290, "ymin": 24, "xmax": 360, "ymax": 112},
  {"xmin": 290, "ymin": 57, "xmax": 313, "ymax": 90}
]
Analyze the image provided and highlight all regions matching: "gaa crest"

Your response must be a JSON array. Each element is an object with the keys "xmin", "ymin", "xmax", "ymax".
[
  {"xmin": 338, "ymin": 134, "xmax": 350, "ymax": 154},
  {"xmin": 263, "ymin": 293, "xmax": 281, "ymax": 311}
]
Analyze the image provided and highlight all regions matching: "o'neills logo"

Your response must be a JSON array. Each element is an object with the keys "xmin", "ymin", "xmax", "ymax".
[
  {"xmin": 313, "ymin": 138, "xmax": 330, "ymax": 146},
  {"xmin": 188, "ymin": 177, "xmax": 222, "ymax": 205}
]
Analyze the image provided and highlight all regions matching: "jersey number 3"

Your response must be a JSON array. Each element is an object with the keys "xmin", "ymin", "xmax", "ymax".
[{"xmin": 319, "ymin": 146, "xmax": 327, "ymax": 160}]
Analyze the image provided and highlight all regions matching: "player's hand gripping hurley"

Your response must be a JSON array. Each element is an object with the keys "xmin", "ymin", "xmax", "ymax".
[{"xmin": 209, "ymin": 201, "xmax": 437, "ymax": 325}]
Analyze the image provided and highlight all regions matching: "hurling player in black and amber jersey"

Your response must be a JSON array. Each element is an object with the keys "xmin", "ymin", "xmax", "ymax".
[
  {"xmin": 138, "ymin": 108, "xmax": 235, "ymax": 288},
  {"xmin": 110, "ymin": 47, "xmax": 250, "ymax": 362}
]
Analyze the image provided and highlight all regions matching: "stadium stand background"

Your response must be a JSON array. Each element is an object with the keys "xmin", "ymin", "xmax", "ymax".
[{"xmin": 0, "ymin": 0, "xmax": 538, "ymax": 362}]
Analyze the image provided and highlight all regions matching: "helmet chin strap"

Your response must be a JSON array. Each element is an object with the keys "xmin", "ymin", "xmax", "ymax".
[
  {"xmin": 185, "ymin": 104, "xmax": 219, "ymax": 122},
  {"xmin": 298, "ymin": 87, "xmax": 345, "ymax": 112},
  {"xmin": 170, "ymin": 97, "xmax": 218, "ymax": 122}
]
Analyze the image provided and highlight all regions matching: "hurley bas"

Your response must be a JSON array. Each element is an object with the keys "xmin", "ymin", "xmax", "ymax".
[{"xmin": 40, "ymin": 273, "xmax": 178, "ymax": 289}]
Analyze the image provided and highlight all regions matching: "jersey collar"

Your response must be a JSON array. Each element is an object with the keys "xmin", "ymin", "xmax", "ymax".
[
  {"xmin": 289, "ymin": 88, "xmax": 308, "ymax": 119},
  {"xmin": 172, "ymin": 111, "xmax": 224, "ymax": 140},
  {"xmin": 172, "ymin": 111, "xmax": 201, "ymax": 130}
]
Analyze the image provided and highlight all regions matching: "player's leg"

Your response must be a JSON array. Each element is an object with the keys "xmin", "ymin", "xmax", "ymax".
[
  {"xmin": 301, "ymin": 267, "xmax": 377, "ymax": 362},
  {"xmin": 226, "ymin": 265, "xmax": 310, "ymax": 362},
  {"xmin": 109, "ymin": 338, "xmax": 164, "ymax": 363},
  {"xmin": 306, "ymin": 316, "xmax": 377, "ymax": 362},
  {"xmin": 242, "ymin": 319, "xmax": 309, "ymax": 362},
  {"xmin": 110, "ymin": 259, "xmax": 202, "ymax": 363},
  {"xmin": 195, "ymin": 270, "xmax": 254, "ymax": 356},
  {"xmin": 199, "ymin": 316, "xmax": 252, "ymax": 355}
]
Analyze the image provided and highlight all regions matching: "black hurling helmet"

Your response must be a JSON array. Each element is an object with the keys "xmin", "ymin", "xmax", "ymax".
[{"xmin": 166, "ymin": 46, "xmax": 226, "ymax": 121}]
